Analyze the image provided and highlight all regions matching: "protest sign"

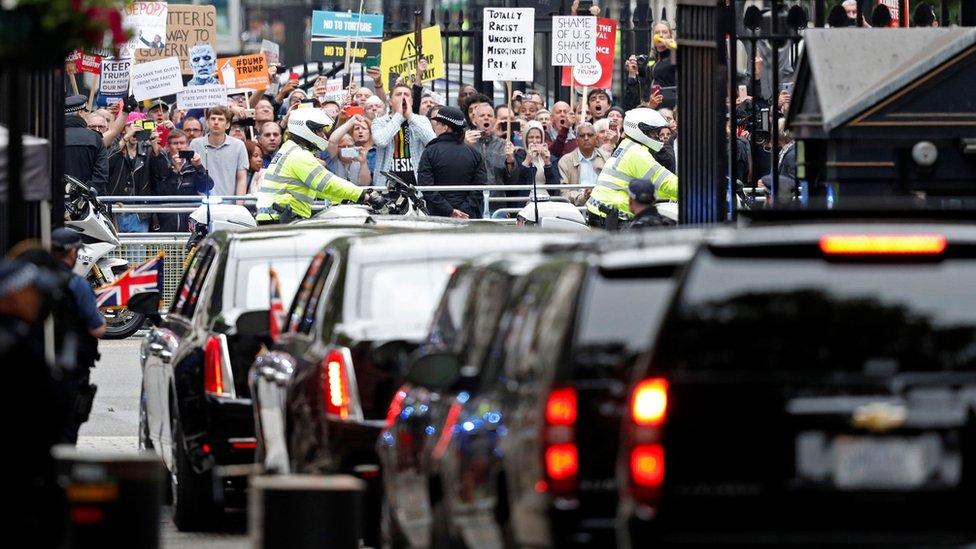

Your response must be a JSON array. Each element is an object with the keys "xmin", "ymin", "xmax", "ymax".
[
  {"xmin": 482, "ymin": 8, "xmax": 534, "ymax": 82},
  {"xmin": 561, "ymin": 18, "xmax": 616, "ymax": 89},
  {"xmin": 310, "ymin": 39, "xmax": 381, "ymax": 63},
  {"xmin": 261, "ymin": 40, "xmax": 280, "ymax": 66},
  {"xmin": 134, "ymin": 5, "xmax": 217, "ymax": 75},
  {"xmin": 216, "ymin": 54, "xmax": 269, "ymax": 91},
  {"xmin": 123, "ymin": 2, "xmax": 168, "ymax": 57},
  {"xmin": 99, "ymin": 58, "xmax": 132, "ymax": 97},
  {"xmin": 324, "ymin": 78, "xmax": 346, "ymax": 102},
  {"xmin": 131, "ymin": 57, "xmax": 184, "ymax": 101},
  {"xmin": 69, "ymin": 51, "xmax": 103, "ymax": 75},
  {"xmin": 380, "ymin": 26, "xmax": 446, "ymax": 89},
  {"xmin": 311, "ymin": 11, "xmax": 385, "ymax": 38},
  {"xmin": 177, "ymin": 84, "xmax": 228, "ymax": 110},
  {"xmin": 551, "ymin": 16, "xmax": 597, "ymax": 66},
  {"xmin": 877, "ymin": 0, "xmax": 904, "ymax": 26}
]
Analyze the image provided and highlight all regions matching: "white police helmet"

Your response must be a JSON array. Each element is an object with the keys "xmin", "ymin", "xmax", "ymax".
[
  {"xmin": 188, "ymin": 204, "xmax": 257, "ymax": 233},
  {"xmin": 287, "ymin": 108, "xmax": 333, "ymax": 152},
  {"xmin": 516, "ymin": 199, "xmax": 587, "ymax": 228},
  {"xmin": 623, "ymin": 108, "xmax": 669, "ymax": 152}
]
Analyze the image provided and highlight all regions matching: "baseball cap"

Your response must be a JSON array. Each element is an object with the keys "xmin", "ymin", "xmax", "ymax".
[
  {"xmin": 147, "ymin": 99, "xmax": 169, "ymax": 112},
  {"xmin": 628, "ymin": 178, "xmax": 656, "ymax": 204},
  {"xmin": 51, "ymin": 227, "xmax": 84, "ymax": 250}
]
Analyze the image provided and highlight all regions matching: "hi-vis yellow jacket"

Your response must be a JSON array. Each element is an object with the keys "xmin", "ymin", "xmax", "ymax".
[
  {"xmin": 256, "ymin": 140, "xmax": 363, "ymax": 221},
  {"xmin": 586, "ymin": 139, "xmax": 678, "ymax": 219}
]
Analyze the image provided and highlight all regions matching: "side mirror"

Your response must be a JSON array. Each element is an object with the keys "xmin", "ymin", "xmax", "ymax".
[
  {"xmin": 237, "ymin": 310, "xmax": 270, "ymax": 337},
  {"xmin": 405, "ymin": 352, "xmax": 461, "ymax": 389},
  {"xmin": 128, "ymin": 291, "xmax": 162, "ymax": 325},
  {"xmin": 372, "ymin": 340, "xmax": 414, "ymax": 372}
]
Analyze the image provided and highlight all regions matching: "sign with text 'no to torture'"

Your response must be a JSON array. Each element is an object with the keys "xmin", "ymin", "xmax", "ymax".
[
  {"xmin": 551, "ymin": 16, "xmax": 597, "ymax": 66},
  {"xmin": 482, "ymin": 8, "xmax": 534, "ymax": 82}
]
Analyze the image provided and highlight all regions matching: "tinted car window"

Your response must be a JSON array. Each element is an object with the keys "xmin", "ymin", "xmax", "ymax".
[
  {"xmin": 658, "ymin": 252, "xmax": 976, "ymax": 372},
  {"xmin": 356, "ymin": 260, "xmax": 454, "ymax": 329},
  {"xmin": 236, "ymin": 258, "xmax": 307, "ymax": 311},
  {"xmin": 428, "ymin": 267, "xmax": 475, "ymax": 350},
  {"xmin": 171, "ymin": 245, "xmax": 216, "ymax": 318},
  {"xmin": 287, "ymin": 251, "xmax": 331, "ymax": 335}
]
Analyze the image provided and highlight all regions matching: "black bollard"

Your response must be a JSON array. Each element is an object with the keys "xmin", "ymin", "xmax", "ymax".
[
  {"xmin": 53, "ymin": 445, "xmax": 164, "ymax": 549},
  {"xmin": 250, "ymin": 475, "xmax": 365, "ymax": 549}
]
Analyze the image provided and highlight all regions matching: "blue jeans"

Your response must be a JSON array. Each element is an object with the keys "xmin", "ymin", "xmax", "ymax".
[{"xmin": 117, "ymin": 213, "xmax": 149, "ymax": 233}]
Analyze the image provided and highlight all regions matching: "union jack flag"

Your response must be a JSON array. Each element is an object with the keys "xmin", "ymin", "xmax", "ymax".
[
  {"xmin": 95, "ymin": 251, "xmax": 165, "ymax": 308},
  {"xmin": 269, "ymin": 266, "xmax": 286, "ymax": 341}
]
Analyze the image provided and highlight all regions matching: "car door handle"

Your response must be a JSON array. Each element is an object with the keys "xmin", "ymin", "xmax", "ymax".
[{"xmin": 148, "ymin": 342, "xmax": 172, "ymax": 362}]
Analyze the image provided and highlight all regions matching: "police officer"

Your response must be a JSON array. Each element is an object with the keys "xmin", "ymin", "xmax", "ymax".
[
  {"xmin": 586, "ymin": 108, "xmax": 677, "ymax": 229},
  {"xmin": 626, "ymin": 179, "xmax": 677, "ymax": 229},
  {"xmin": 255, "ymin": 108, "xmax": 385, "ymax": 224},
  {"xmin": 64, "ymin": 94, "xmax": 109, "ymax": 194},
  {"xmin": 50, "ymin": 227, "xmax": 106, "ymax": 444}
]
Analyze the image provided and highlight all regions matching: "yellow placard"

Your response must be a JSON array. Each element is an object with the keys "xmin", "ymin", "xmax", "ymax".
[{"xmin": 380, "ymin": 26, "xmax": 445, "ymax": 91}]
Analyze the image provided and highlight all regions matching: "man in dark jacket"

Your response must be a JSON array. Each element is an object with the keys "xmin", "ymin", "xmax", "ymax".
[
  {"xmin": 417, "ymin": 106, "xmax": 485, "ymax": 219},
  {"xmin": 64, "ymin": 95, "xmax": 109, "ymax": 194},
  {"xmin": 626, "ymin": 179, "xmax": 676, "ymax": 230},
  {"xmin": 107, "ymin": 113, "xmax": 169, "ymax": 232},
  {"xmin": 158, "ymin": 129, "xmax": 214, "ymax": 232}
]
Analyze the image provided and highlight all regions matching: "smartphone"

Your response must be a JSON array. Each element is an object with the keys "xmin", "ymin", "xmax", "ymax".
[
  {"xmin": 651, "ymin": 84, "xmax": 662, "ymax": 97},
  {"xmin": 316, "ymin": 76, "xmax": 327, "ymax": 87},
  {"xmin": 340, "ymin": 147, "xmax": 360, "ymax": 159},
  {"xmin": 142, "ymin": 121, "xmax": 156, "ymax": 131},
  {"xmin": 135, "ymin": 129, "xmax": 151, "ymax": 141},
  {"xmin": 179, "ymin": 150, "xmax": 194, "ymax": 160},
  {"xmin": 289, "ymin": 72, "xmax": 300, "ymax": 82},
  {"xmin": 781, "ymin": 82, "xmax": 794, "ymax": 93},
  {"xmin": 507, "ymin": 120, "xmax": 521, "ymax": 133},
  {"xmin": 577, "ymin": 0, "xmax": 594, "ymax": 12},
  {"xmin": 245, "ymin": 108, "xmax": 256, "ymax": 118},
  {"xmin": 298, "ymin": 100, "xmax": 315, "ymax": 109},
  {"xmin": 364, "ymin": 55, "xmax": 380, "ymax": 69},
  {"xmin": 738, "ymin": 85, "xmax": 748, "ymax": 99},
  {"xmin": 343, "ymin": 105, "xmax": 366, "ymax": 118}
]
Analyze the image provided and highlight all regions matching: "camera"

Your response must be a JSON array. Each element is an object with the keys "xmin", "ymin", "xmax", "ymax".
[{"xmin": 636, "ymin": 54, "xmax": 649, "ymax": 66}]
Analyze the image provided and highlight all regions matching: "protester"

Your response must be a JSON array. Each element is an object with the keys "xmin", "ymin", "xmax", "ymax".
[
  {"xmin": 417, "ymin": 106, "xmax": 485, "ymax": 218},
  {"xmin": 547, "ymin": 101, "xmax": 577, "ymax": 157},
  {"xmin": 519, "ymin": 90, "xmax": 544, "ymax": 121},
  {"xmin": 457, "ymin": 84, "xmax": 477, "ymax": 108},
  {"xmin": 160, "ymin": 129, "xmax": 213, "ymax": 231},
  {"xmin": 255, "ymin": 98, "xmax": 276, "ymax": 125},
  {"xmin": 364, "ymin": 95, "xmax": 385, "ymax": 119},
  {"xmin": 466, "ymin": 102, "xmax": 508, "ymax": 187},
  {"xmin": 515, "ymin": 121, "xmax": 559, "ymax": 201},
  {"xmin": 558, "ymin": 122, "xmax": 608, "ymax": 206},
  {"xmin": 86, "ymin": 112, "xmax": 109, "ymax": 135},
  {"xmin": 371, "ymin": 83, "xmax": 436, "ymax": 187},
  {"xmin": 587, "ymin": 89, "xmax": 612, "ymax": 121},
  {"xmin": 244, "ymin": 140, "xmax": 266, "ymax": 194},
  {"xmin": 189, "ymin": 106, "xmax": 249, "ymax": 196},
  {"xmin": 326, "ymin": 114, "xmax": 374, "ymax": 186},
  {"xmin": 107, "ymin": 112, "xmax": 168, "ymax": 232},
  {"xmin": 607, "ymin": 106, "xmax": 625, "ymax": 134},
  {"xmin": 64, "ymin": 94, "xmax": 109, "ymax": 194},
  {"xmin": 147, "ymin": 99, "xmax": 169, "ymax": 125},
  {"xmin": 353, "ymin": 86, "xmax": 374, "ymax": 105},
  {"xmin": 594, "ymin": 118, "xmax": 618, "ymax": 155},
  {"xmin": 257, "ymin": 121, "xmax": 282, "ymax": 167},
  {"xmin": 181, "ymin": 116, "xmax": 204, "ymax": 139},
  {"xmin": 462, "ymin": 93, "xmax": 492, "ymax": 127}
]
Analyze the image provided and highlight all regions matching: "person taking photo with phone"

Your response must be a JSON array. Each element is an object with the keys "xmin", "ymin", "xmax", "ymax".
[
  {"xmin": 106, "ymin": 112, "xmax": 169, "ymax": 233},
  {"xmin": 157, "ymin": 129, "xmax": 214, "ymax": 232},
  {"xmin": 324, "ymin": 114, "xmax": 374, "ymax": 186}
]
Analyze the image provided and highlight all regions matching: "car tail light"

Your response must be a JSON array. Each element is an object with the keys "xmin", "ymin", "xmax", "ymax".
[
  {"xmin": 386, "ymin": 386, "xmax": 408, "ymax": 428},
  {"xmin": 542, "ymin": 387, "xmax": 577, "ymax": 497},
  {"xmin": 632, "ymin": 378, "xmax": 668, "ymax": 427},
  {"xmin": 204, "ymin": 335, "xmax": 232, "ymax": 397},
  {"xmin": 321, "ymin": 348, "xmax": 361, "ymax": 421},
  {"xmin": 819, "ymin": 234, "xmax": 946, "ymax": 256},
  {"xmin": 627, "ymin": 378, "xmax": 668, "ymax": 505},
  {"xmin": 630, "ymin": 444, "xmax": 665, "ymax": 488}
]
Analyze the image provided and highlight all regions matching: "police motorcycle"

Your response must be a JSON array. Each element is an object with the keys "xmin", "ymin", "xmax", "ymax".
[
  {"xmin": 64, "ymin": 175, "xmax": 143, "ymax": 338},
  {"xmin": 313, "ymin": 171, "xmax": 430, "ymax": 219},
  {"xmin": 184, "ymin": 201, "xmax": 257, "ymax": 252}
]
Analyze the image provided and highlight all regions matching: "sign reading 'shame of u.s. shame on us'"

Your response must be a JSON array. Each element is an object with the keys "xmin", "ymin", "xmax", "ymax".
[
  {"xmin": 482, "ymin": 8, "xmax": 534, "ymax": 82},
  {"xmin": 551, "ymin": 16, "xmax": 597, "ymax": 66}
]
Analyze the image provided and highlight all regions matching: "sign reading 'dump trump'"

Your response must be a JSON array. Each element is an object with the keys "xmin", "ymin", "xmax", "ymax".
[{"xmin": 482, "ymin": 8, "xmax": 535, "ymax": 82}]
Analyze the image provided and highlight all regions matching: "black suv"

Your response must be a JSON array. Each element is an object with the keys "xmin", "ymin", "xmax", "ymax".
[
  {"xmin": 131, "ymin": 225, "xmax": 375, "ymax": 530},
  {"xmin": 249, "ymin": 229, "xmax": 584, "ymax": 546},
  {"xmin": 620, "ymin": 222, "xmax": 976, "ymax": 546},
  {"xmin": 395, "ymin": 233, "xmax": 697, "ymax": 548}
]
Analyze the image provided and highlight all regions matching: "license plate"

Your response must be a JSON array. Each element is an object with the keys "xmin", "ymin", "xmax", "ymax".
[{"xmin": 833, "ymin": 436, "xmax": 930, "ymax": 490}]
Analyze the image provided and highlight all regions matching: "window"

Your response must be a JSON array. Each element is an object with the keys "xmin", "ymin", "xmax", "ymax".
[
  {"xmin": 235, "ymin": 258, "xmax": 306, "ymax": 311},
  {"xmin": 355, "ymin": 260, "xmax": 455, "ymax": 330},
  {"xmin": 286, "ymin": 251, "xmax": 333, "ymax": 335},
  {"xmin": 428, "ymin": 267, "xmax": 476, "ymax": 350},
  {"xmin": 171, "ymin": 245, "xmax": 216, "ymax": 319}
]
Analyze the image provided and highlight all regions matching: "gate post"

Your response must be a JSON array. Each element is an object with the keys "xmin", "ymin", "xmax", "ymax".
[{"xmin": 676, "ymin": 0, "xmax": 730, "ymax": 224}]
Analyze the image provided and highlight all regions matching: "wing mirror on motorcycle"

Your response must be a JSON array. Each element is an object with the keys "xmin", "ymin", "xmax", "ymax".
[
  {"xmin": 128, "ymin": 291, "xmax": 162, "ymax": 325},
  {"xmin": 236, "ymin": 310, "xmax": 270, "ymax": 337},
  {"xmin": 405, "ymin": 351, "xmax": 462, "ymax": 389}
]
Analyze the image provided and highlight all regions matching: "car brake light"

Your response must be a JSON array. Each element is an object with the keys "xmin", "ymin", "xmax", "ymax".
[
  {"xmin": 386, "ymin": 386, "xmax": 408, "ymax": 428},
  {"xmin": 545, "ymin": 387, "xmax": 577, "ymax": 426},
  {"xmin": 819, "ymin": 234, "xmax": 947, "ymax": 256},
  {"xmin": 630, "ymin": 444, "xmax": 665, "ymax": 488},
  {"xmin": 204, "ymin": 336, "xmax": 226, "ymax": 396},
  {"xmin": 545, "ymin": 443, "xmax": 578, "ymax": 481},
  {"xmin": 632, "ymin": 378, "xmax": 668, "ymax": 427},
  {"xmin": 322, "ymin": 349, "xmax": 352, "ymax": 419}
]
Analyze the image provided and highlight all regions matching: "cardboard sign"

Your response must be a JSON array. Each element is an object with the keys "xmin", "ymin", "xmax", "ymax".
[
  {"xmin": 261, "ymin": 40, "xmax": 280, "ymax": 66},
  {"xmin": 877, "ymin": 0, "xmax": 908, "ymax": 26},
  {"xmin": 216, "ymin": 54, "xmax": 269, "ymax": 91},
  {"xmin": 310, "ymin": 38, "xmax": 381, "ymax": 63},
  {"xmin": 69, "ymin": 50, "xmax": 104, "ymax": 74},
  {"xmin": 482, "ymin": 8, "xmax": 534, "ymax": 82},
  {"xmin": 323, "ymin": 78, "xmax": 346, "ymax": 102},
  {"xmin": 122, "ymin": 2, "xmax": 168, "ymax": 57},
  {"xmin": 131, "ymin": 56, "xmax": 184, "ymax": 101},
  {"xmin": 177, "ymin": 84, "xmax": 227, "ymax": 109},
  {"xmin": 99, "ymin": 58, "xmax": 132, "ymax": 96},
  {"xmin": 380, "ymin": 26, "xmax": 446, "ymax": 90},
  {"xmin": 311, "ymin": 10, "xmax": 385, "ymax": 38},
  {"xmin": 561, "ymin": 18, "xmax": 616, "ymax": 89},
  {"xmin": 551, "ymin": 16, "xmax": 597, "ymax": 66},
  {"xmin": 134, "ymin": 5, "xmax": 217, "ymax": 75}
]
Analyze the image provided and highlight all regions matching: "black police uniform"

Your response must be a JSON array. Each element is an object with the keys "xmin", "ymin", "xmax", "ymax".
[
  {"xmin": 625, "ymin": 178, "xmax": 676, "ymax": 230},
  {"xmin": 64, "ymin": 95, "xmax": 109, "ymax": 194}
]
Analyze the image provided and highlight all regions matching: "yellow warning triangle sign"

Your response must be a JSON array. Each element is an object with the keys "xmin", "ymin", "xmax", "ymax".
[{"xmin": 400, "ymin": 37, "xmax": 416, "ymax": 61}]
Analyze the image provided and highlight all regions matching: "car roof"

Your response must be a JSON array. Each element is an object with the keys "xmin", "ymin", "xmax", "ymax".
[
  {"xmin": 214, "ymin": 225, "xmax": 383, "ymax": 260},
  {"xmin": 297, "ymin": 214, "xmax": 490, "ymax": 229}
]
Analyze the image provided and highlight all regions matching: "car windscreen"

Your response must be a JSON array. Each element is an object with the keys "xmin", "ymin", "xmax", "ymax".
[
  {"xmin": 657, "ymin": 252, "xmax": 976, "ymax": 372},
  {"xmin": 571, "ymin": 266, "xmax": 678, "ymax": 379},
  {"xmin": 235, "ymin": 258, "xmax": 307, "ymax": 311},
  {"xmin": 356, "ymin": 260, "xmax": 455, "ymax": 329}
]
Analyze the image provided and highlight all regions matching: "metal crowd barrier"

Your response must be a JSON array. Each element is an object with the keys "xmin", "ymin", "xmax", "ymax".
[{"xmin": 109, "ymin": 233, "xmax": 190, "ymax": 308}]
